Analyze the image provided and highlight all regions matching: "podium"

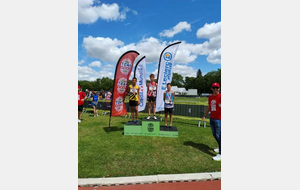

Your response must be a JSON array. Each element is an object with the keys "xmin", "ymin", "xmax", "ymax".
[{"xmin": 124, "ymin": 117, "xmax": 178, "ymax": 138}]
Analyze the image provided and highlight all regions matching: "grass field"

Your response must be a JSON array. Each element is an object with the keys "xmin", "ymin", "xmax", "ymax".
[{"xmin": 78, "ymin": 108, "xmax": 221, "ymax": 178}]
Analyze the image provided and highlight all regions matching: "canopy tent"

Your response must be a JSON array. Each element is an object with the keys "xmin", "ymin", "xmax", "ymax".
[{"xmin": 178, "ymin": 88, "xmax": 187, "ymax": 94}]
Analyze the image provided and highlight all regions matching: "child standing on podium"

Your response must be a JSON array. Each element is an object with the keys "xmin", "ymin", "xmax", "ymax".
[
  {"xmin": 125, "ymin": 77, "xmax": 140, "ymax": 125},
  {"xmin": 147, "ymin": 74, "xmax": 157, "ymax": 120},
  {"xmin": 163, "ymin": 83, "xmax": 175, "ymax": 128}
]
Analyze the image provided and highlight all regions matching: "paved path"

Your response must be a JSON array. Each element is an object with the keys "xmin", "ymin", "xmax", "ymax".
[{"xmin": 78, "ymin": 180, "xmax": 221, "ymax": 190}]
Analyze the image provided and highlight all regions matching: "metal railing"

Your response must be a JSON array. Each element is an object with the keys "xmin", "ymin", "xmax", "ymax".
[{"xmin": 83, "ymin": 101, "xmax": 210, "ymax": 119}]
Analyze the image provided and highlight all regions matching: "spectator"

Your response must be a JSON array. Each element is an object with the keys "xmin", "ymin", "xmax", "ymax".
[
  {"xmin": 105, "ymin": 92, "xmax": 111, "ymax": 101},
  {"xmin": 92, "ymin": 91, "xmax": 99, "ymax": 117},
  {"xmin": 85, "ymin": 89, "xmax": 92, "ymax": 99},
  {"xmin": 202, "ymin": 82, "xmax": 221, "ymax": 161},
  {"xmin": 78, "ymin": 86, "xmax": 86, "ymax": 123},
  {"xmin": 100, "ymin": 89, "xmax": 105, "ymax": 99}
]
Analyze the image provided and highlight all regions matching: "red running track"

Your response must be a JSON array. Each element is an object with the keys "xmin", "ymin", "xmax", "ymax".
[{"xmin": 78, "ymin": 180, "xmax": 221, "ymax": 190}]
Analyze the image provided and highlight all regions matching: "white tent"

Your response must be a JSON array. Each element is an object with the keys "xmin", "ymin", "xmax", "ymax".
[
  {"xmin": 187, "ymin": 89, "xmax": 197, "ymax": 95},
  {"xmin": 178, "ymin": 88, "xmax": 187, "ymax": 94},
  {"xmin": 171, "ymin": 86, "xmax": 179, "ymax": 95}
]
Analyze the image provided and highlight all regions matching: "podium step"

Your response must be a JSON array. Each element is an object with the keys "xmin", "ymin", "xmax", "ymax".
[
  {"xmin": 124, "ymin": 121, "xmax": 142, "ymax": 126},
  {"xmin": 142, "ymin": 117, "xmax": 160, "ymax": 122},
  {"xmin": 159, "ymin": 126, "xmax": 178, "ymax": 138},
  {"xmin": 124, "ymin": 119, "xmax": 178, "ymax": 138},
  {"xmin": 160, "ymin": 126, "xmax": 178, "ymax": 131}
]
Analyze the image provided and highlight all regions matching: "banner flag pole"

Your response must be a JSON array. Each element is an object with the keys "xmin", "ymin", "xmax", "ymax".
[
  {"xmin": 108, "ymin": 50, "xmax": 140, "ymax": 131},
  {"xmin": 134, "ymin": 56, "xmax": 147, "ymax": 112},
  {"xmin": 156, "ymin": 41, "xmax": 181, "ymax": 113}
]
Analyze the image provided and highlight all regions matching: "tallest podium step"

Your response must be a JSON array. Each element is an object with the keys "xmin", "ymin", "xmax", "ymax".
[{"xmin": 124, "ymin": 117, "xmax": 178, "ymax": 138}]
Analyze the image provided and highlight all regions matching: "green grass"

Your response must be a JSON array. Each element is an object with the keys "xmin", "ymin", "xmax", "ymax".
[
  {"xmin": 78, "ymin": 109, "xmax": 221, "ymax": 178},
  {"xmin": 90, "ymin": 96, "xmax": 208, "ymax": 106}
]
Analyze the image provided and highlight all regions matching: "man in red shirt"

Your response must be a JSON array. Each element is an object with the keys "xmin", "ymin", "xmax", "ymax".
[
  {"xmin": 202, "ymin": 82, "xmax": 221, "ymax": 161},
  {"xmin": 78, "ymin": 86, "xmax": 86, "ymax": 123}
]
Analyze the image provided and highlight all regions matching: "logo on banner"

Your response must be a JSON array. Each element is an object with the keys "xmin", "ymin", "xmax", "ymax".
[
  {"xmin": 137, "ymin": 67, "xmax": 145, "ymax": 108},
  {"xmin": 117, "ymin": 78, "xmax": 127, "ymax": 94},
  {"xmin": 139, "ymin": 85, "xmax": 144, "ymax": 107},
  {"xmin": 163, "ymin": 52, "xmax": 172, "ymax": 61},
  {"xmin": 120, "ymin": 58, "xmax": 132, "ymax": 75},
  {"xmin": 161, "ymin": 61, "xmax": 172, "ymax": 91},
  {"xmin": 114, "ymin": 96, "xmax": 123, "ymax": 112}
]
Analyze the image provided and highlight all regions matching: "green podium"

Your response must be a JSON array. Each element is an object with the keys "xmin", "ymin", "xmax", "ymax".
[{"xmin": 124, "ymin": 117, "xmax": 178, "ymax": 138}]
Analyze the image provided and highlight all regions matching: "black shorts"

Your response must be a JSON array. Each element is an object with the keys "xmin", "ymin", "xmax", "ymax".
[
  {"xmin": 164, "ymin": 108, "xmax": 173, "ymax": 114},
  {"xmin": 78, "ymin": 105, "xmax": 84, "ymax": 112},
  {"xmin": 129, "ymin": 100, "xmax": 138, "ymax": 107},
  {"xmin": 147, "ymin": 96, "xmax": 156, "ymax": 102}
]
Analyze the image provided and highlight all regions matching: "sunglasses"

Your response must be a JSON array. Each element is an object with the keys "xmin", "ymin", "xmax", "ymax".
[{"xmin": 212, "ymin": 87, "xmax": 219, "ymax": 89}]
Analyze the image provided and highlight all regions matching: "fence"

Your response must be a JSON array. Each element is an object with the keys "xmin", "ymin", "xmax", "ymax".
[{"xmin": 83, "ymin": 101, "xmax": 210, "ymax": 119}]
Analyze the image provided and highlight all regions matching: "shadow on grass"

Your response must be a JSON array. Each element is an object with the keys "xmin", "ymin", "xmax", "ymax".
[
  {"xmin": 183, "ymin": 141, "xmax": 216, "ymax": 156},
  {"xmin": 103, "ymin": 126, "xmax": 124, "ymax": 134},
  {"xmin": 172, "ymin": 119, "xmax": 211, "ymax": 128},
  {"xmin": 83, "ymin": 110, "xmax": 94, "ymax": 114}
]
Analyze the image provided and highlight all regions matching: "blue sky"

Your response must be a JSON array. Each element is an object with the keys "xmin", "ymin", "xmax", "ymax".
[{"xmin": 78, "ymin": 0, "xmax": 221, "ymax": 81}]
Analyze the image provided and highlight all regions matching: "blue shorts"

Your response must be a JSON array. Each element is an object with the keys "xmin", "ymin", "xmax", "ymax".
[{"xmin": 92, "ymin": 101, "xmax": 98, "ymax": 107}]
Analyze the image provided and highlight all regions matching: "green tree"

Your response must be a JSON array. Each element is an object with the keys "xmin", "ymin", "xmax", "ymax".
[
  {"xmin": 171, "ymin": 73, "xmax": 184, "ymax": 87},
  {"xmin": 100, "ymin": 77, "xmax": 114, "ymax": 91},
  {"xmin": 194, "ymin": 76, "xmax": 206, "ymax": 94},
  {"xmin": 78, "ymin": 81, "xmax": 93, "ymax": 92},
  {"xmin": 183, "ymin": 69, "xmax": 221, "ymax": 93},
  {"xmin": 184, "ymin": 76, "xmax": 196, "ymax": 90},
  {"xmin": 196, "ymin": 69, "xmax": 202, "ymax": 78},
  {"xmin": 203, "ymin": 69, "xmax": 221, "ymax": 92}
]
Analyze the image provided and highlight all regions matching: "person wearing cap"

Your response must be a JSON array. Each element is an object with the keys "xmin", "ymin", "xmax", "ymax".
[
  {"xmin": 202, "ymin": 82, "xmax": 221, "ymax": 161},
  {"xmin": 85, "ymin": 89, "xmax": 92, "ymax": 99},
  {"xmin": 78, "ymin": 86, "xmax": 86, "ymax": 123}
]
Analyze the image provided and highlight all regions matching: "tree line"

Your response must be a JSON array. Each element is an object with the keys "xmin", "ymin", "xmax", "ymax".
[{"xmin": 78, "ymin": 69, "xmax": 221, "ymax": 94}]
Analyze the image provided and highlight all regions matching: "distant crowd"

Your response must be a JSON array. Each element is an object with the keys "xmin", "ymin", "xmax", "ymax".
[{"xmin": 84, "ymin": 89, "xmax": 112, "ymax": 101}]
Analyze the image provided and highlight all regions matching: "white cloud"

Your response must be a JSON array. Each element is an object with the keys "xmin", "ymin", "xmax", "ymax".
[
  {"xmin": 78, "ymin": 65, "xmax": 113, "ymax": 81},
  {"xmin": 82, "ymin": 36, "xmax": 219, "ymax": 64},
  {"xmin": 207, "ymin": 48, "xmax": 221, "ymax": 64},
  {"xmin": 159, "ymin": 21, "xmax": 191, "ymax": 38},
  {"xmin": 82, "ymin": 36, "xmax": 213, "ymax": 64},
  {"xmin": 151, "ymin": 65, "xmax": 196, "ymax": 80},
  {"xmin": 196, "ymin": 21, "xmax": 221, "ymax": 64},
  {"xmin": 119, "ymin": 7, "xmax": 130, "ymax": 20},
  {"xmin": 78, "ymin": 60, "xmax": 85, "ymax": 65},
  {"xmin": 82, "ymin": 21, "xmax": 221, "ymax": 65},
  {"xmin": 196, "ymin": 22, "xmax": 221, "ymax": 39},
  {"xmin": 82, "ymin": 36, "xmax": 129, "ymax": 62},
  {"xmin": 172, "ymin": 64, "xmax": 197, "ymax": 78},
  {"xmin": 102, "ymin": 64, "xmax": 115, "ymax": 70},
  {"xmin": 88, "ymin": 61, "xmax": 101, "ymax": 67},
  {"xmin": 78, "ymin": 0, "xmax": 133, "ymax": 24}
]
